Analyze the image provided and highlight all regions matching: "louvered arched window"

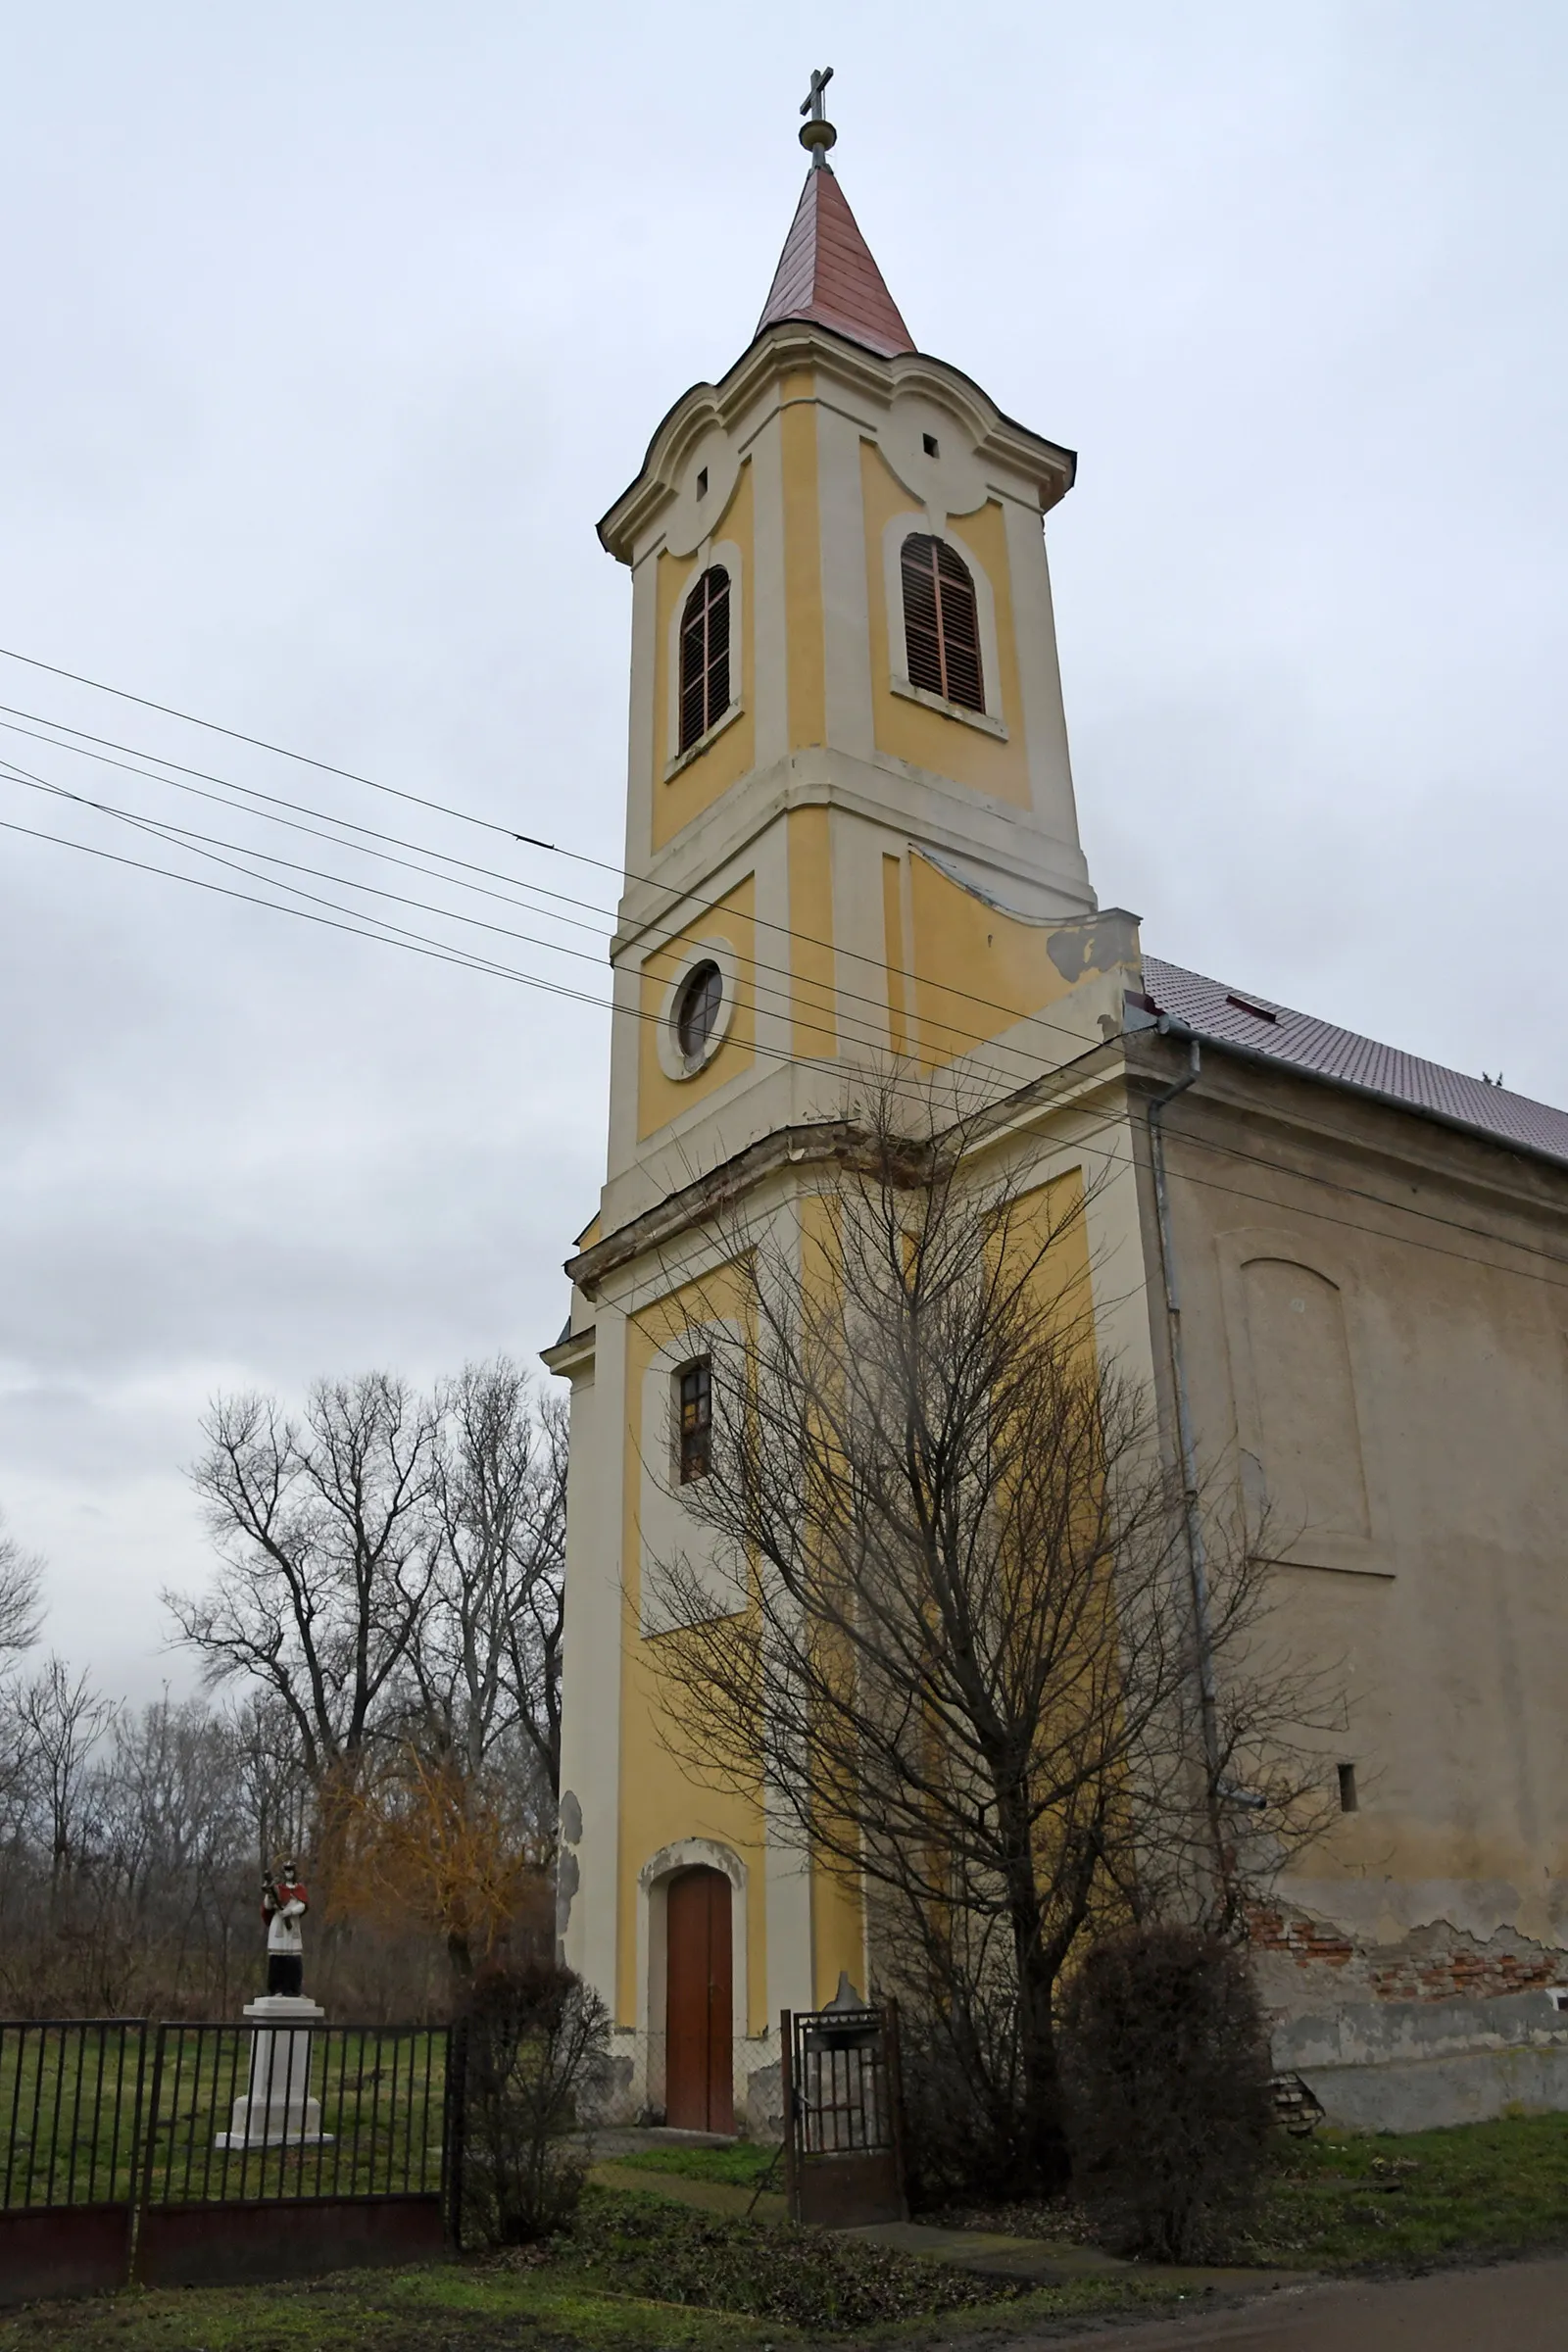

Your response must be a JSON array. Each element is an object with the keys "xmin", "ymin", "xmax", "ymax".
[
  {"xmin": 678, "ymin": 566, "xmax": 731, "ymax": 753},
  {"xmin": 901, "ymin": 533, "xmax": 984, "ymax": 712}
]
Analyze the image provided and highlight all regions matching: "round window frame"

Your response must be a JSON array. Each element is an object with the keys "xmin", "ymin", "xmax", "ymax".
[
  {"xmin": 674, "ymin": 959, "xmax": 723, "ymax": 1062},
  {"xmin": 656, "ymin": 938, "xmax": 740, "ymax": 1081}
]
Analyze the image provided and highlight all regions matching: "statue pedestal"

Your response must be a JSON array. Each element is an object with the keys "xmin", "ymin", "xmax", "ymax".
[{"xmin": 216, "ymin": 1994, "xmax": 332, "ymax": 2148}]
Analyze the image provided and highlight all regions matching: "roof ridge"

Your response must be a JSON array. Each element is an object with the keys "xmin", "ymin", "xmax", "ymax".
[{"xmin": 1142, "ymin": 952, "xmax": 1568, "ymax": 1166}]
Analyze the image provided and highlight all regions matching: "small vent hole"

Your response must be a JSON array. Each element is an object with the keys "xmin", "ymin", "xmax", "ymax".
[
  {"xmin": 696, "ymin": 466, "xmax": 709, "ymax": 499},
  {"xmin": 1338, "ymin": 1762, "xmax": 1358, "ymax": 1814},
  {"xmin": 922, "ymin": 432, "xmax": 940, "ymax": 458}
]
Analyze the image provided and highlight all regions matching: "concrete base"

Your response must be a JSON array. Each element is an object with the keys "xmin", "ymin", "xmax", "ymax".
[
  {"xmin": 1274, "ymin": 1986, "xmax": 1568, "ymax": 2132},
  {"xmin": 216, "ymin": 1993, "xmax": 333, "ymax": 2149}
]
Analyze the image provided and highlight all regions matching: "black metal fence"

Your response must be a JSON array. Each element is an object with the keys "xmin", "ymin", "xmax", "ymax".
[
  {"xmin": 0, "ymin": 2014, "xmax": 453, "ymax": 2303},
  {"xmin": 2, "ymin": 2019, "xmax": 148, "ymax": 2214}
]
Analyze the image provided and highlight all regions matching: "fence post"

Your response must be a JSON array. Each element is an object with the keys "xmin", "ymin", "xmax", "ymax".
[
  {"xmin": 778, "ymin": 2011, "xmax": 797, "ymax": 2224},
  {"xmin": 126, "ymin": 2022, "xmax": 167, "ymax": 2288},
  {"xmin": 444, "ymin": 2018, "xmax": 467, "ymax": 2253},
  {"xmin": 884, "ymin": 1999, "xmax": 909, "ymax": 2221},
  {"xmin": 119, "ymin": 2020, "xmax": 153, "ymax": 2286}
]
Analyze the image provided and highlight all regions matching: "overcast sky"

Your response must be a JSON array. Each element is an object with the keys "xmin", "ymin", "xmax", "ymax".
[{"xmin": 2, "ymin": 2, "xmax": 1564, "ymax": 1704}]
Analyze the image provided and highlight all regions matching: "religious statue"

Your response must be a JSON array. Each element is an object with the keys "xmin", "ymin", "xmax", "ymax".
[{"xmin": 261, "ymin": 1859, "xmax": 309, "ymax": 1996}]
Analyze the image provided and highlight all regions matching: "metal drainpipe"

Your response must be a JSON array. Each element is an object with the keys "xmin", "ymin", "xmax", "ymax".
[{"xmin": 1146, "ymin": 1032, "xmax": 1225, "ymax": 1864}]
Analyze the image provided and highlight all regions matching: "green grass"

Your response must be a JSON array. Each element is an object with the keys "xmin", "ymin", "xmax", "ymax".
[
  {"xmin": 1249, "ymin": 2108, "xmax": 1568, "ymax": 2268},
  {"xmin": 0, "ymin": 2182, "xmax": 1201, "ymax": 2350},
  {"xmin": 564, "ymin": 2189, "xmax": 1026, "ymax": 2328},
  {"xmin": 610, "ymin": 2142, "xmax": 782, "ymax": 2187},
  {"xmin": 8, "ymin": 2113, "xmax": 1568, "ymax": 2348},
  {"xmin": 0, "ymin": 2262, "xmax": 1200, "ymax": 2352}
]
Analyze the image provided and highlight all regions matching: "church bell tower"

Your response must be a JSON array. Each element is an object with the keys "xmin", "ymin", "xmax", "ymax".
[{"xmin": 549, "ymin": 75, "xmax": 1138, "ymax": 2131}]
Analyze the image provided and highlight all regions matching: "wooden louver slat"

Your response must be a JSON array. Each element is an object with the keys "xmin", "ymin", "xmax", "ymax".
[
  {"xmin": 679, "ymin": 566, "xmax": 732, "ymax": 754},
  {"xmin": 900, "ymin": 534, "xmax": 985, "ymax": 714}
]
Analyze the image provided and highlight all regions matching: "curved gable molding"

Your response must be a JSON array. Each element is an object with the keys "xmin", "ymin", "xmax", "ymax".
[{"xmin": 1215, "ymin": 1226, "xmax": 1389, "ymax": 1578}]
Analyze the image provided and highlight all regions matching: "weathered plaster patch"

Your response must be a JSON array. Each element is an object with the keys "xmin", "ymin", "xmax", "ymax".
[{"xmin": 1254, "ymin": 1900, "xmax": 1565, "ymax": 2020}]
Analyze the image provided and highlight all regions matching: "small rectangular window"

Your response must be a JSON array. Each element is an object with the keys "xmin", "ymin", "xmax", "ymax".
[
  {"xmin": 1337, "ymin": 1762, "xmax": 1358, "ymax": 1814},
  {"xmin": 696, "ymin": 466, "xmax": 709, "ymax": 499},
  {"xmin": 677, "ymin": 1359, "xmax": 711, "ymax": 1485},
  {"xmin": 922, "ymin": 432, "xmax": 940, "ymax": 457}
]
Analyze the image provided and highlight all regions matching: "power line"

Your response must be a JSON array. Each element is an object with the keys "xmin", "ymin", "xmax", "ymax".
[
  {"xmin": 0, "ymin": 804, "xmax": 1039, "ymax": 1102},
  {"xmin": 0, "ymin": 753, "xmax": 1062, "ymax": 1080},
  {"xmin": 5, "ymin": 650, "xmax": 1567, "ymax": 1292},
  {"xmin": 0, "ymin": 645, "xmax": 519, "ymax": 841},
  {"xmin": 0, "ymin": 662, "xmax": 1122, "ymax": 1063},
  {"xmin": 0, "ymin": 710, "xmax": 1109, "ymax": 1087},
  {"xmin": 8, "ymin": 798, "xmax": 1568, "ymax": 1301}
]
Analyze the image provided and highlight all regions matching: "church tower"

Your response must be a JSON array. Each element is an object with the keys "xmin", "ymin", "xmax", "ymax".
[{"xmin": 549, "ymin": 80, "xmax": 1144, "ymax": 2132}]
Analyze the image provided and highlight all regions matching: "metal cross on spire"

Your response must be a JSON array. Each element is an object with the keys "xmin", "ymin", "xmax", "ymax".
[{"xmin": 798, "ymin": 65, "xmax": 838, "ymax": 169}]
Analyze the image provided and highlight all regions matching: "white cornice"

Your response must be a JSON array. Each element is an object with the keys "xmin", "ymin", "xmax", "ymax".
[
  {"xmin": 607, "ymin": 753, "xmax": 1094, "ymax": 962},
  {"xmin": 597, "ymin": 323, "xmax": 1077, "ymax": 565}
]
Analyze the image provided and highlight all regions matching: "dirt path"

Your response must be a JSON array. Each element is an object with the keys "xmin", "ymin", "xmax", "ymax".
[{"xmin": 1031, "ymin": 2253, "xmax": 1568, "ymax": 2348}]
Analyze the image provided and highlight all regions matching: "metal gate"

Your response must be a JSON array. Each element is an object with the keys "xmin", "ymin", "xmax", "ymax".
[{"xmin": 780, "ymin": 1995, "xmax": 906, "ymax": 2227}]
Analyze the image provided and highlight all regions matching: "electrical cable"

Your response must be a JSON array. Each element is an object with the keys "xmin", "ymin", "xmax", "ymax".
[
  {"xmin": 0, "ymin": 662, "xmax": 1121, "ymax": 1060},
  {"xmin": 9, "ymin": 793, "xmax": 1567, "ymax": 1304},
  {"xmin": 4, "ymin": 652, "xmax": 1566, "ymax": 1292},
  {"xmin": 0, "ymin": 713, "xmax": 1112, "ymax": 1087},
  {"xmin": 0, "ymin": 800, "xmax": 1062, "ymax": 1101},
  {"xmin": 0, "ymin": 753, "xmax": 1060, "ymax": 1078}
]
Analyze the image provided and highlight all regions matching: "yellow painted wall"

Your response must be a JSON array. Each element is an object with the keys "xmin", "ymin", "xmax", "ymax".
[
  {"xmin": 1006, "ymin": 1166, "xmax": 1094, "ymax": 1332},
  {"xmin": 637, "ymin": 874, "xmax": 757, "ymax": 1141},
  {"xmin": 881, "ymin": 854, "xmax": 907, "ymax": 1059},
  {"xmin": 908, "ymin": 853, "xmax": 1075, "ymax": 1071},
  {"xmin": 652, "ymin": 461, "xmax": 757, "ymax": 852},
  {"xmin": 781, "ymin": 372, "xmax": 825, "ymax": 751},
  {"xmin": 788, "ymin": 804, "xmax": 836, "ymax": 1061},
  {"xmin": 859, "ymin": 442, "xmax": 1031, "ymax": 808},
  {"xmin": 619, "ymin": 1271, "xmax": 768, "ymax": 2035}
]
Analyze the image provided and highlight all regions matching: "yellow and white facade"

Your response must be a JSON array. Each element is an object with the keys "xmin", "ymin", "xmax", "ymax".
[{"xmin": 546, "ymin": 149, "xmax": 1157, "ymax": 2127}]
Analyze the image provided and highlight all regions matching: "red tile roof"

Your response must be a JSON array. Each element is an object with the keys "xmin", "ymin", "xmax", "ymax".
[
  {"xmin": 1143, "ymin": 955, "xmax": 1568, "ymax": 1168},
  {"xmin": 757, "ymin": 167, "xmax": 914, "ymax": 360}
]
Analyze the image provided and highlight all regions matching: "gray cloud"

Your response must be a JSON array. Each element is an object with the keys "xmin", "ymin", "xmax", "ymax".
[{"xmin": 1, "ymin": 1, "xmax": 1563, "ymax": 1701}]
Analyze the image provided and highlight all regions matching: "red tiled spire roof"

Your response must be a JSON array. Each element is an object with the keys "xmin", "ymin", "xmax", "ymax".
[{"xmin": 757, "ymin": 167, "xmax": 915, "ymax": 360}]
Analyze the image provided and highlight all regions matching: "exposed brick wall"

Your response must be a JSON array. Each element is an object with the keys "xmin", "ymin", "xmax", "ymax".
[{"xmin": 1250, "ymin": 1908, "xmax": 1562, "ymax": 2005}]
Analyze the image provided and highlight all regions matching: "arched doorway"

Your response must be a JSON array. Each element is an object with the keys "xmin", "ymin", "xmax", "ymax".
[{"xmin": 664, "ymin": 1865, "xmax": 733, "ymax": 2132}]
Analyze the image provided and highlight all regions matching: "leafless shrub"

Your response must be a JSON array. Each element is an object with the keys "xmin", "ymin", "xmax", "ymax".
[
  {"xmin": 461, "ymin": 1961, "xmax": 612, "ymax": 2242},
  {"xmin": 1058, "ymin": 1922, "xmax": 1275, "ymax": 2260}
]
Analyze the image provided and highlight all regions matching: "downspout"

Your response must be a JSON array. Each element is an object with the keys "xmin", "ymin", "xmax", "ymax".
[{"xmin": 1145, "ymin": 1032, "xmax": 1226, "ymax": 1882}]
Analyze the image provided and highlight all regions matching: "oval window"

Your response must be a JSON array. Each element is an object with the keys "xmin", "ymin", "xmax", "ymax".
[{"xmin": 675, "ymin": 960, "xmax": 723, "ymax": 1064}]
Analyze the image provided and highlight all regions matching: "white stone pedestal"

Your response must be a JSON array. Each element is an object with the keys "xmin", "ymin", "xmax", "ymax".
[{"xmin": 216, "ymin": 1994, "xmax": 333, "ymax": 2148}]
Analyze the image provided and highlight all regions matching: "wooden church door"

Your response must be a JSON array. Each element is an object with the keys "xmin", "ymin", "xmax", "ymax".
[{"xmin": 664, "ymin": 1867, "xmax": 734, "ymax": 2132}]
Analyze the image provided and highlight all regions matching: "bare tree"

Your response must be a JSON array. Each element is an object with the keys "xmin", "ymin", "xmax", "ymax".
[
  {"xmin": 171, "ymin": 1374, "xmax": 440, "ymax": 1782},
  {"xmin": 647, "ymin": 1091, "xmax": 1336, "ymax": 2192},
  {"xmin": 0, "ymin": 1510, "xmax": 43, "ymax": 1667},
  {"xmin": 0, "ymin": 1509, "xmax": 44, "ymax": 1837},
  {"xmin": 404, "ymin": 1360, "xmax": 567, "ymax": 1801},
  {"xmin": 13, "ymin": 1656, "xmax": 117, "ymax": 1889},
  {"xmin": 333, "ymin": 1361, "xmax": 566, "ymax": 1982}
]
